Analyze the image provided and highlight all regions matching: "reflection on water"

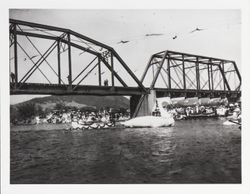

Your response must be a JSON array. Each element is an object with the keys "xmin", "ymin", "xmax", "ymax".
[{"xmin": 10, "ymin": 118, "xmax": 241, "ymax": 183}]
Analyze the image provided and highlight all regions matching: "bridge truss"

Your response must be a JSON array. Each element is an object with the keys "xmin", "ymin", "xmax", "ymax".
[
  {"xmin": 9, "ymin": 19, "xmax": 147, "ymax": 96},
  {"xmin": 141, "ymin": 50, "xmax": 241, "ymax": 99},
  {"xmin": 9, "ymin": 19, "xmax": 241, "ymax": 101}
]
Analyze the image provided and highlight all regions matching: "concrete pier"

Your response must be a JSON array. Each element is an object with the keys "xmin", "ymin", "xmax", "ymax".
[{"xmin": 130, "ymin": 90, "xmax": 156, "ymax": 117}]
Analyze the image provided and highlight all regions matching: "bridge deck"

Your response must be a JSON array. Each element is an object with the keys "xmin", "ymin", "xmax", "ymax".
[
  {"xmin": 10, "ymin": 83, "xmax": 147, "ymax": 96},
  {"xmin": 10, "ymin": 83, "xmax": 240, "ymax": 99}
]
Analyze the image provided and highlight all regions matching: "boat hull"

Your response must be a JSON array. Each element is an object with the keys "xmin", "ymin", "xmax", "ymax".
[{"xmin": 122, "ymin": 116, "xmax": 175, "ymax": 128}]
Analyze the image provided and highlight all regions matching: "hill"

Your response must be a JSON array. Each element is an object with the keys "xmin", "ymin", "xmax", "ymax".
[{"xmin": 15, "ymin": 95, "xmax": 130, "ymax": 110}]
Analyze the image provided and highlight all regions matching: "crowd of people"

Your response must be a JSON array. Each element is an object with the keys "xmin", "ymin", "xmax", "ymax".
[
  {"xmin": 152, "ymin": 101, "xmax": 241, "ymax": 121},
  {"xmin": 36, "ymin": 109, "xmax": 129, "ymax": 125},
  {"xmin": 12, "ymin": 108, "xmax": 129, "ymax": 125},
  {"xmin": 12, "ymin": 100, "xmax": 241, "ymax": 127}
]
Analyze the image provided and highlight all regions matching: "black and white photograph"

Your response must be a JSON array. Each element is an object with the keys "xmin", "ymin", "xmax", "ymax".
[
  {"xmin": 8, "ymin": 9, "xmax": 242, "ymax": 184},
  {"xmin": 2, "ymin": 1, "xmax": 250, "ymax": 192}
]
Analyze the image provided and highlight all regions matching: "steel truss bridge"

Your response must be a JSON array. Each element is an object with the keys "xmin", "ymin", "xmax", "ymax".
[
  {"xmin": 141, "ymin": 50, "xmax": 241, "ymax": 99},
  {"xmin": 9, "ymin": 19, "xmax": 241, "ymax": 116}
]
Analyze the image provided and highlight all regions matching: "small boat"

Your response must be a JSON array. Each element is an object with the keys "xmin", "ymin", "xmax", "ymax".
[
  {"xmin": 223, "ymin": 113, "xmax": 241, "ymax": 129},
  {"xmin": 175, "ymin": 114, "xmax": 186, "ymax": 120},
  {"xmin": 186, "ymin": 112, "xmax": 217, "ymax": 119},
  {"xmin": 223, "ymin": 120, "xmax": 238, "ymax": 125},
  {"xmin": 69, "ymin": 121, "xmax": 116, "ymax": 130},
  {"xmin": 223, "ymin": 119, "xmax": 241, "ymax": 125}
]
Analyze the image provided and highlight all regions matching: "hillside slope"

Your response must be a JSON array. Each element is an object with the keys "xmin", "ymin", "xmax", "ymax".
[{"xmin": 16, "ymin": 95, "xmax": 130, "ymax": 110}]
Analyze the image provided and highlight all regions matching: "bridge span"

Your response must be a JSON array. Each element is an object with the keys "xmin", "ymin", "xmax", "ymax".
[{"xmin": 9, "ymin": 19, "xmax": 241, "ymax": 117}]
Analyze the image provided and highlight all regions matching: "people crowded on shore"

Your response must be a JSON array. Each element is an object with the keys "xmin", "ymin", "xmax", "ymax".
[
  {"xmin": 12, "ymin": 108, "xmax": 130, "ymax": 125},
  {"xmin": 152, "ymin": 101, "xmax": 241, "ymax": 121}
]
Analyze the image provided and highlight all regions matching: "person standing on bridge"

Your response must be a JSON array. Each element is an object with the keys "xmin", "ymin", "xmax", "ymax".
[
  {"xmin": 104, "ymin": 79, "xmax": 109, "ymax": 86},
  {"xmin": 10, "ymin": 72, "xmax": 15, "ymax": 83},
  {"xmin": 67, "ymin": 75, "xmax": 72, "ymax": 85}
]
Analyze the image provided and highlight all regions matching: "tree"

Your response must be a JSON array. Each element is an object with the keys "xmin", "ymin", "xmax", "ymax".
[
  {"xmin": 54, "ymin": 102, "xmax": 65, "ymax": 110},
  {"xmin": 17, "ymin": 102, "xmax": 36, "ymax": 120},
  {"xmin": 10, "ymin": 106, "xmax": 19, "ymax": 123},
  {"xmin": 35, "ymin": 105, "xmax": 43, "ymax": 116}
]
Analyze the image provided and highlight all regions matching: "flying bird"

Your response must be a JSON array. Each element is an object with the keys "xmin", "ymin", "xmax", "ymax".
[
  {"xmin": 145, "ymin": 33, "xmax": 164, "ymax": 37},
  {"xmin": 23, "ymin": 55, "xmax": 36, "ymax": 61},
  {"xmin": 117, "ymin": 40, "xmax": 130, "ymax": 44},
  {"xmin": 190, "ymin": 27, "xmax": 204, "ymax": 33},
  {"xmin": 172, "ymin": 35, "xmax": 178, "ymax": 40},
  {"xmin": 94, "ymin": 71, "xmax": 105, "ymax": 75},
  {"xmin": 30, "ymin": 55, "xmax": 38, "ymax": 60}
]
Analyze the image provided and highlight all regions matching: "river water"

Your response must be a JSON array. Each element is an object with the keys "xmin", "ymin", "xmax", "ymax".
[{"xmin": 10, "ymin": 118, "xmax": 241, "ymax": 184}]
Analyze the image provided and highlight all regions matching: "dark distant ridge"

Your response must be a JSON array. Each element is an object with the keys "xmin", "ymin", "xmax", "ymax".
[{"xmin": 14, "ymin": 95, "xmax": 130, "ymax": 110}]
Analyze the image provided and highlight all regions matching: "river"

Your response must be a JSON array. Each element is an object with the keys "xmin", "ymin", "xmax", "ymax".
[{"xmin": 10, "ymin": 118, "xmax": 241, "ymax": 184}]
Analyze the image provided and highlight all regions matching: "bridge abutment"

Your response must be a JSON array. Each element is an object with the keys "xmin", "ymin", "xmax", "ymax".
[{"xmin": 130, "ymin": 90, "xmax": 156, "ymax": 118}]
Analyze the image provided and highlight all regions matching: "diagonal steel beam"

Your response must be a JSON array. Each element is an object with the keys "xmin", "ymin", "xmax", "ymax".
[
  {"xmin": 17, "ymin": 42, "xmax": 51, "ymax": 84},
  {"xmin": 73, "ymin": 63, "xmax": 99, "ymax": 90},
  {"xmin": 156, "ymin": 63, "xmax": 182, "ymax": 89},
  {"xmin": 19, "ymin": 40, "xmax": 58, "ymax": 85},
  {"xmin": 99, "ymin": 55, "xmax": 128, "ymax": 87},
  {"xmin": 16, "ymin": 25, "xmax": 66, "ymax": 84},
  {"xmin": 141, "ymin": 55, "xmax": 154, "ymax": 83},
  {"xmin": 111, "ymin": 49, "xmax": 147, "ymax": 92},
  {"xmin": 150, "ymin": 51, "xmax": 168, "ymax": 89},
  {"xmin": 217, "ymin": 64, "xmax": 231, "ymax": 91},
  {"xmin": 169, "ymin": 59, "xmax": 183, "ymax": 88},
  {"xmin": 72, "ymin": 57, "xmax": 97, "ymax": 83},
  {"xmin": 172, "ymin": 59, "xmax": 197, "ymax": 89}
]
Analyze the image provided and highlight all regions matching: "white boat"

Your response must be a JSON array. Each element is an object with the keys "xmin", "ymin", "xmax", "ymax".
[
  {"xmin": 122, "ymin": 98, "xmax": 175, "ymax": 128},
  {"xmin": 122, "ymin": 116, "xmax": 175, "ymax": 128}
]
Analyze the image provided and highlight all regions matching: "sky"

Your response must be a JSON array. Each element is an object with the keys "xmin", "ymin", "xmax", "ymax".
[{"xmin": 9, "ymin": 9, "xmax": 241, "ymax": 104}]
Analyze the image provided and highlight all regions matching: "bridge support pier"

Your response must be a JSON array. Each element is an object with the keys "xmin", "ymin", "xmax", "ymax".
[{"xmin": 130, "ymin": 90, "xmax": 156, "ymax": 118}]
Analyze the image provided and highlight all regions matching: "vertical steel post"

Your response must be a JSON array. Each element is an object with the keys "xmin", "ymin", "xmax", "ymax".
[
  {"xmin": 167, "ymin": 57, "xmax": 171, "ymax": 89},
  {"xmin": 98, "ymin": 57, "xmax": 101, "ymax": 86},
  {"xmin": 110, "ymin": 52, "xmax": 114, "ymax": 87},
  {"xmin": 67, "ymin": 33, "xmax": 72, "ymax": 88},
  {"xmin": 207, "ymin": 63, "xmax": 211, "ymax": 90},
  {"xmin": 222, "ymin": 61, "xmax": 225, "ymax": 91},
  {"xmin": 210, "ymin": 60, "xmax": 214, "ymax": 91},
  {"xmin": 13, "ymin": 24, "xmax": 18, "ymax": 88},
  {"xmin": 57, "ymin": 41, "xmax": 61, "ymax": 85},
  {"xmin": 196, "ymin": 57, "xmax": 200, "ymax": 91},
  {"xmin": 182, "ymin": 54, "xmax": 186, "ymax": 90}
]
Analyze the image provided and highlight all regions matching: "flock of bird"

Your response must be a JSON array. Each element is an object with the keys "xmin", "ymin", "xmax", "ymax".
[
  {"xmin": 16, "ymin": 25, "xmax": 206, "ymax": 68},
  {"xmin": 116, "ymin": 27, "xmax": 205, "ymax": 44},
  {"xmin": 15, "ymin": 26, "xmax": 206, "ymax": 81}
]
